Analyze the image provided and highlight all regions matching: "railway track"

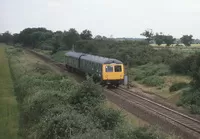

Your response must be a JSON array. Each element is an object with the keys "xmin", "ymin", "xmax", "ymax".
[
  {"xmin": 27, "ymin": 49, "xmax": 200, "ymax": 139},
  {"xmin": 107, "ymin": 87, "xmax": 200, "ymax": 139}
]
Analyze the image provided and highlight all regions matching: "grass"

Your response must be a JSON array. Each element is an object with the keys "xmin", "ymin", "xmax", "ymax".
[
  {"xmin": 151, "ymin": 44, "xmax": 200, "ymax": 56},
  {"xmin": 0, "ymin": 44, "xmax": 19, "ymax": 139},
  {"xmin": 51, "ymin": 51, "xmax": 67, "ymax": 63},
  {"xmin": 129, "ymin": 63, "xmax": 191, "ymax": 101},
  {"xmin": 151, "ymin": 44, "xmax": 200, "ymax": 47},
  {"xmin": 34, "ymin": 49, "xmax": 67, "ymax": 63}
]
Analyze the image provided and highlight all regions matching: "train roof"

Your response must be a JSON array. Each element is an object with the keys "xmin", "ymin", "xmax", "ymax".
[
  {"xmin": 65, "ymin": 51, "xmax": 123, "ymax": 64},
  {"xmin": 65, "ymin": 51, "xmax": 85, "ymax": 58}
]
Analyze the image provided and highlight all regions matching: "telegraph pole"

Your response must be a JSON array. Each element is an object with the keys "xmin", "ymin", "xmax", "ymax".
[{"xmin": 72, "ymin": 44, "xmax": 75, "ymax": 51}]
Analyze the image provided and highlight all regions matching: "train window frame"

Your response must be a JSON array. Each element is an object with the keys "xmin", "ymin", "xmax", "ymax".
[
  {"xmin": 115, "ymin": 65, "xmax": 122, "ymax": 72},
  {"xmin": 105, "ymin": 65, "xmax": 113, "ymax": 72}
]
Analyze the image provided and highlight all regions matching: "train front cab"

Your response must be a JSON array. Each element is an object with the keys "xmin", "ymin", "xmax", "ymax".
[{"xmin": 102, "ymin": 64, "xmax": 124, "ymax": 87}]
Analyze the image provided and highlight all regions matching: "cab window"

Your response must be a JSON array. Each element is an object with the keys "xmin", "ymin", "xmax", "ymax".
[
  {"xmin": 115, "ymin": 65, "xmax": 122, "ymax": 72},
  {"xmin": 105, "ymin": 65, "xmax": 113, "ymax": 72}
]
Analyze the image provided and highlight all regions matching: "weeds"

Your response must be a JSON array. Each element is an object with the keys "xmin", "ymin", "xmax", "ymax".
[
  {"xmin": 169, "ymin": 82, "xmax": 188, "ymax": 92},
  {"xmin": 141, "ymin": 76, "xmax": 164, "ymax": 87}
]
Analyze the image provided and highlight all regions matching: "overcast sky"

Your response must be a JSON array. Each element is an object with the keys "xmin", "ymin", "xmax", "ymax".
[{"xmin": 1, "ymin": 0, "xmax": 200, "ymax": 38}]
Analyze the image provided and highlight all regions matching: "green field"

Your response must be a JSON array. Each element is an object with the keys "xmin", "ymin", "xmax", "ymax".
[
  {"xmin": 0, "ymin": 44, "xmax": 19, "ymax": 139},
  {"xmin": 151, "ymin": 44, "xmax": 200, "ymax": 47}
]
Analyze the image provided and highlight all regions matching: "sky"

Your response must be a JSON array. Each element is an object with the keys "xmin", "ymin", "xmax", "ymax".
[{"xmin": 0, "ymin": 0, "xmax": 200, "ymax": 38}]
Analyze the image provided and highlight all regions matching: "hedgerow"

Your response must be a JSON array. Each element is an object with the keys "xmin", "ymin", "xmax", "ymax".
[{"xmin": 8, "ymin": 48, "xmax": 165, "ymax": 138}]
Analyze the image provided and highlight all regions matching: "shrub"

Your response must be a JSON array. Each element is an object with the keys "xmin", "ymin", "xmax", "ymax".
[
  {"xmin": 36, "ymin": 109, "xmax": 95, "ymax": 139},
  {"xmin": 190, "ymin": 105, "xmax": 200, "ymax": 114},
  {"xmin": 40, "ymin": 45, "xmax": 53, "ymax": 50},
  {"xmin": 169, "ymin": 82, "xmax": 188, "ymax": 92},
  {"xmin": 170, "ymin": 54, "xmax": 196, "ymax": 75},
  {"xmin": 22, "ymin": 90, "xmax": 68, "ymax": 126},
  {"xmin": 51, "ymin": 51, "xmax": 67, "ymax": 63},
  {"xmin": 141, "ymin": 76, "xmax": 164, "ymax": 87},
  {"xmin": 71, "ymin": 129, "xmax": 111, "ymax": 139},
  {"xmin": 131, "ymin": 63, "xmax": 170, "ymax": 82},
  {"xmin": 179, "ymin": 88, "xmax": 200, "ymax": 114},
  {"xmin": 92, "ymin": 107, "xmax": 123, "ymax": 130},
  {"xmin": 114, "ymin": 127, "xmax": 162, "ymax": 139},
  {"xmin": 69, "ymin": 77, "xmax": 104, "ymax": 112}
]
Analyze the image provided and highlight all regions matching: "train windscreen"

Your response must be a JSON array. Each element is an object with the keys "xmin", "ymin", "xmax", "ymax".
[
  {"xmin": 114, "ymin": 65, "xmax": 122, "ymax": 72},
  {"xmin": 105, "ymin": 65, "xmax": 113, "ymax": 72}
]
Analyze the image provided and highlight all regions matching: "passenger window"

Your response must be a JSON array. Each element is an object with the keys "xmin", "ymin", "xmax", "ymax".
[
  {"xmin": 115, "ymin": 65, "xmax": 122, "ymax": 72},
  {"xmin": 105, "ymin": 65, "xmax": 113, "ymax": 72}
]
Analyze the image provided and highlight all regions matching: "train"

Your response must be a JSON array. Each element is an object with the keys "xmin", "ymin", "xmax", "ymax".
[{"xmin": 64, "ymin": 51, "xmax": 125, "ymax": 87}]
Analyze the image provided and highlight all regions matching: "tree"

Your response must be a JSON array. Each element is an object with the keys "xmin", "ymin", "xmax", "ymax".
[
  {"xmin": 94, "ymin": 35, "xmax": 102, "ymax": 40},
  {"xmin": 13, "ymin": 33, "xmax": 20, "ymax": 44},
  {"xmin": 154, "ymin": 33, "xmax": 164, "ymax": 46},
  {"xmin": 163, "ymin": 35, "xmax": 175, "ymax": 46},
  {"xmin": 140, "ymin": 29, "xmax": 154, "ymax": 44},
  {"xmin": 18, "ymin": 27, "xmax": 52, "ymax": 47},
  {"xmin": 63, "ymin": 28, "xmax": 80, "ymax": 49},
  {"xmin": 80, "ymin": 29, "xmax": 92, "ymax": 40},
  {"xmin": 51, "ymin": 35, "xmax": 61, "ymax": 54},
  {"xmin": 1, "ymin": 31, "xmax": 13, "ymax": 44},
  {"xmin": 0, "ymin": 34, "xmax": 3, "ymax": 42},
  {"xmin": 180, "ymin": 35, "xmax": 193, "ymax": 46}
]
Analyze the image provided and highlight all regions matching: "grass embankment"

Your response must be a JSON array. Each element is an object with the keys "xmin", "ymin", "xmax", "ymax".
[
  {"xmin": 8, "ymin": 46, "xmax": 177, "ymax": 139},
  {"xmin": 34, "ymin": 49, "xmax": 67, "ymax": 63},
  {"xmin": 0, "ymin": 44, "xmax": 19, "ymax": 139}
]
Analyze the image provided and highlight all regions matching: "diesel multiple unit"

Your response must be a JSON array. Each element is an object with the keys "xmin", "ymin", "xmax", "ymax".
[{"xmin": 64, "ymin": 51, "xmax": 124, "ymax": 87}]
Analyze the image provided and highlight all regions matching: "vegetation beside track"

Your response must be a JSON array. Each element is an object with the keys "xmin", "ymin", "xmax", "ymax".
[
  {"xmin": 40, "ymin": 40, "xmax": 200, "ymax": 114},
  {"xmin": 0, "ymin": 44, "xmax": 19, "ymax": 139},
  {"xmin": 7, "ymin": 46, "xmax": 173, "ymax": 139}
]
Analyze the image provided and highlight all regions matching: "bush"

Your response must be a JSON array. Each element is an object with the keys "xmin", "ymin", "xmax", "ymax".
[
  {"xmin": 71, "ymin": 129, "xmax": 111, "ymax": 139},
  {"xmin": 37, "ymin": 108, "xmax": 95, "ymax": 139},
  {"xmin": 179, "ymin": 88, "xmax": 200, "ymax": 114},
  {"xmin": 190, "ymin": 105, "xmax": 200, "ymax": 114},
  {"xmin": 22, "ymin": 90, "xmax": 68, "ymax": 126},
  {"xmin": 51, "ymin": 51, "xmax": 67, "ymax": 63},
  {"xmin": 169, "ymin": 82, "xmax": 188, "ymax": 92},
  {"xmin": 141, "ymin": 76, "xmax": 164, "ymax": 87},
  {"xmin": 131, "ymin": 63, "xmax": 170, "ymax": 82},
  {"xmin": 92, "ymin": 107, "xmax": 123, "ymax": 130},
  {"xmin": 114, "ymin": 127, "xmax": 162, "ymax": 139},
  {"xmin": 170, "ymin": 54, "xmax": 197, "ymax": 75},
  {"xmin": 69, "ymin": 77, "xmax": 104, "ymax": 112}
]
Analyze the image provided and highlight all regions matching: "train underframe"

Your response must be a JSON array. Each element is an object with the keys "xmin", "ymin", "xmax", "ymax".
[{"xmin": 65, "ymin": 65, "xmax": 123, "ymax": 88}]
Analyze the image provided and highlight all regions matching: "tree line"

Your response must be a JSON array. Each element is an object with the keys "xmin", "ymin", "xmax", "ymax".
[
  {"xmin": 0, "ymin": 27, "xmax": 198, "ymax": 54},
  {"xmin": 0, "ymin": 28, "xmax": 99, "ymax": 53},
  {"xmin": 141, "ymin": 29, "xmax": 196, "ymax": 46}
]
